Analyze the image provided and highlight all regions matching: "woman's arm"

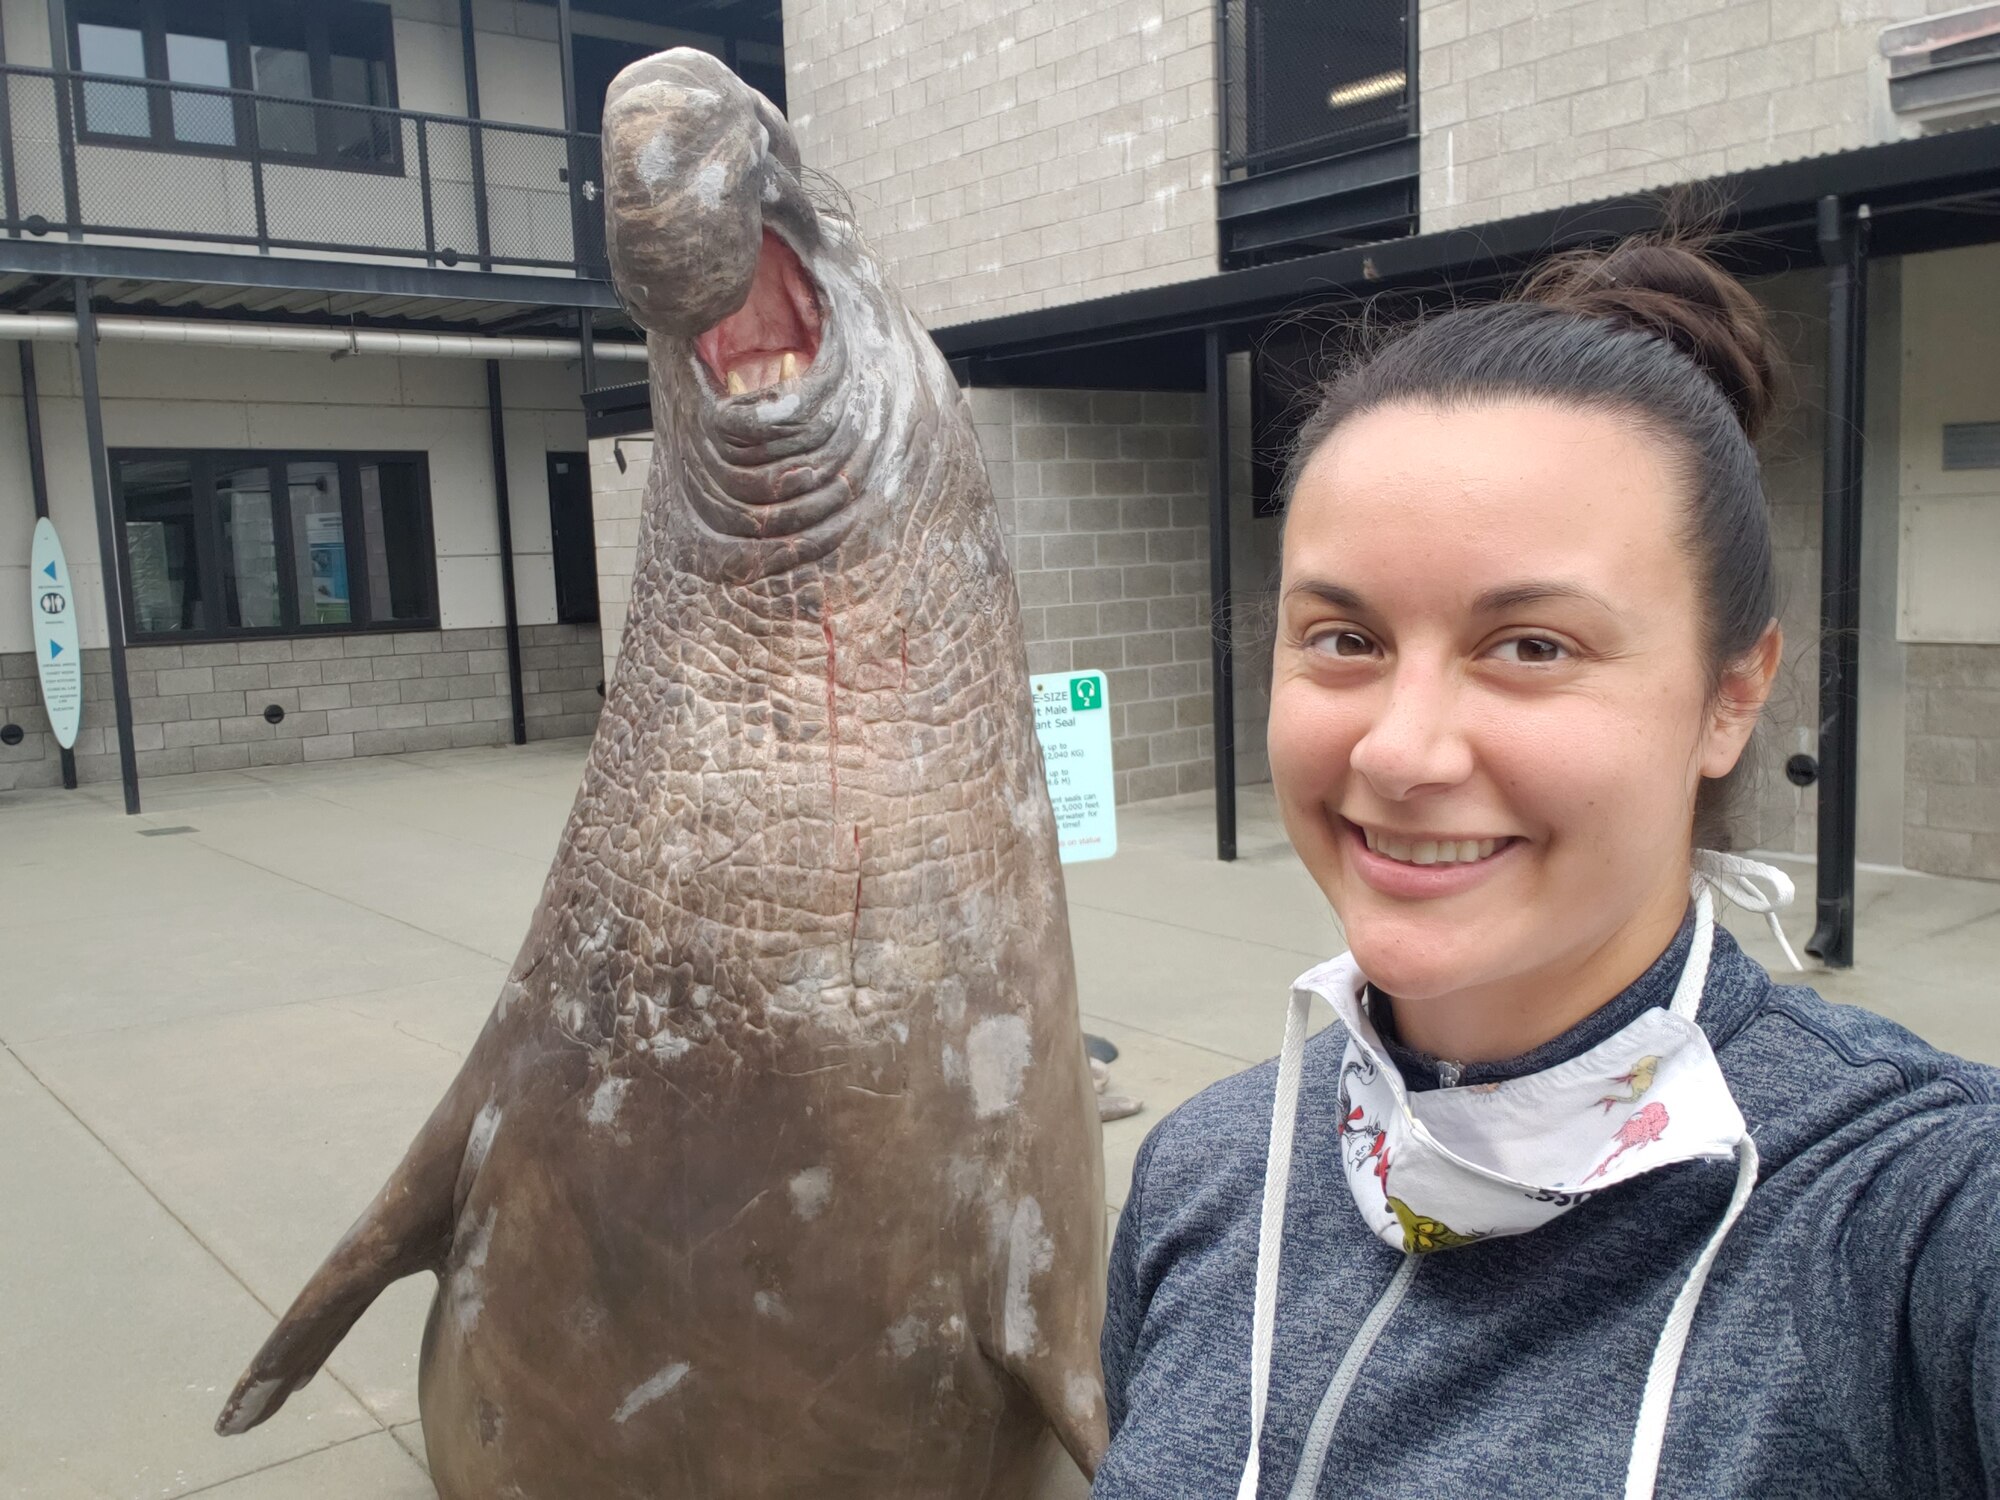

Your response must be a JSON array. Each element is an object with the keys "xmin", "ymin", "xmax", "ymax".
[
  {"xmin": 1906, "ymin": 1109, "xmax": 2000, "ymax": 1495},
  {"xmin": 1101, "ymin": 1131, "xmax": 1159, "ymax": 1440}
]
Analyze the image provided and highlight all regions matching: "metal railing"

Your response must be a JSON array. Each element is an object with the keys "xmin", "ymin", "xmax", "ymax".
[
  {"xmin": 1219, "ymin": 0, "xmax": 1415, "ymax": 176},
  {"xmin": 0, "ymin": 63, "xmax": 605, "ymax": 276}
]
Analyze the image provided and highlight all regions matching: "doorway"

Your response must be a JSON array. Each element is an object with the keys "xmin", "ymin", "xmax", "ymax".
[{"xmin": 547, "ymin": 451, "xmax": 599, "ymax": 625}]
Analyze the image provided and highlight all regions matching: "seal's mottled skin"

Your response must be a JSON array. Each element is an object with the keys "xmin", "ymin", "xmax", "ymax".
[{"xmin": 215, "ymin": 49, "xmax": 1108, "ymax": 1498}]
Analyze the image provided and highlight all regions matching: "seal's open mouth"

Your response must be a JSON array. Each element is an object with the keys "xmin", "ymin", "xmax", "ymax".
[{"xmin": 694, "ymin": 230, "xmax": 823, "ymax": 397}]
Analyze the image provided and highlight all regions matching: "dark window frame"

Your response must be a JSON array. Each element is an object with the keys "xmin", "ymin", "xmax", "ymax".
[
  {"xmin": 69, "ymin": 0, "xmax": 404, "ymax": 176},
  {"xmin": 111, "ymin": 446, "xmax": 439, "ymax": 644}
]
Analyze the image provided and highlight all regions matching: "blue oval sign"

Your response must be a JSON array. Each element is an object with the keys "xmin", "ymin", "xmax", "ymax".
[{"xmin": 30, "ymin": 517, "xmax": 82, "ymax": 749}]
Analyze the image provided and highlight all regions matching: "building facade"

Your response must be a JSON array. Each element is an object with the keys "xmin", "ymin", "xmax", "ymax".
[
  {"xmin": 8, "ymin": 1, "xmax": 2000, "ymax": 929},
  {"xmin": 0, "ymin": 0, "xmax": 783, "ymax": 793}
]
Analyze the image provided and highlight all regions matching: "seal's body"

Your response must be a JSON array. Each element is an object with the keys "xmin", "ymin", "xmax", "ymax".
[{"xmin": 218, "ymin": 50, "xmax": 1107, "ymax": 1497}]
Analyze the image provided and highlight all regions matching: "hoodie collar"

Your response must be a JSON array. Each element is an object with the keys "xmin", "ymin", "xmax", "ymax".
[{"xmin": 1370, "ymin": 910, "xmax": 1698, "ymax": 1094}]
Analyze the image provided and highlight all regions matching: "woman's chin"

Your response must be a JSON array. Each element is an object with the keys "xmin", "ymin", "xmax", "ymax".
[{"xmin": 1341, "ymin": 923, "xmax": 1484, "ymax": 1002}]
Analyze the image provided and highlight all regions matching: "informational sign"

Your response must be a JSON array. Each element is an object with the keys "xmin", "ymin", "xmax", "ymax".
[
  {"xmin": 29, "ymin": 517, "xmax": 81, "ymax": 749},
  {"xmin": 1030, "ymin": 669, "xmax": 1117, "ymax": 864}
]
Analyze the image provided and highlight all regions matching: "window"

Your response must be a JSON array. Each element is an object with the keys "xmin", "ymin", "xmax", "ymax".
[
  {"xmin": 112, "ymin": 449, "xmax": 436, "ymax": 641},
  {"xmin": 71, "ymin": 0, "xmax": 399, "ymax": 169}
]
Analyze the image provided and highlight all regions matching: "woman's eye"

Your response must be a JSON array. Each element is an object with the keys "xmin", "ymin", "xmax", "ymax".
[
  {"xmin": 1311, "ymin": 630, "xmax": 1375, "ymax": 658},
  {"xmin": 1492, "ymin": 636, "xmax": 1567, "ymax": 665}
]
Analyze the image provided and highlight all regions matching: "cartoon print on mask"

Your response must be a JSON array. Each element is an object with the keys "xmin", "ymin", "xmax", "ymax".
[
  {"xmin": 1596, "ymin": 1055, "xmax": 1661, "ymax": 1114},
  {"xmin": 1582, "ymin": 1101, "xmax": 1671, "ymax": 1182},
  {"xmin": 1387, "ymin": 1197, "xmax": 1484, "ymax": 1254},
  {"xmin": 1338, "ymin": 1056, "xmax": 1393, "ymax": 1198},
  {"xmin": 1341, "ymin": 1055, "xmax": 1486, "ymax": 1253}
]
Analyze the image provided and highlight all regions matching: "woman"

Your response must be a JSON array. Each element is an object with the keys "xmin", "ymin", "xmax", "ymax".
[{"xmin": 1093, "ymin": 238, "xmax": 2000, "ymax": 1498}]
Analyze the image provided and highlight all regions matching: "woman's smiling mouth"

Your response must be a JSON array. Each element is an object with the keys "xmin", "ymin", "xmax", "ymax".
[{"xmin": 1344, "ymin": 819, "xmax": 1523, "ymax": 897}]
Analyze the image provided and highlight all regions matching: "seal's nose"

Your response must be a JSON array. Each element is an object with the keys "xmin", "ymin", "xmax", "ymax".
[{"xmin": 602, "ymin": 48, "xmax": 789, "ymax": 338}]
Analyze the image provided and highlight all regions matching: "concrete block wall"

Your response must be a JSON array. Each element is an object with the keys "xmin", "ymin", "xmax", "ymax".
[
  {"xmin": 587, "ymin": 433, "xmax": 654, "ymax": 685},
  {"xmin": 1418, "ymin": 0, "xmax": 1955, "ymax": 233},
  {"xmin": 1904, "ymin": 646, "xmax": 2000, "ymax": 879},
  {"xmin": 781, "ymin": 0, "xmax": 1219, "ymax": 326},
  {"xmin": 0, "ymin": 624, "xmax": 600, "ymax": 793},
  {"xmin": 971, "ymin": 387, "xmax": 1221, "ymax": 803}
]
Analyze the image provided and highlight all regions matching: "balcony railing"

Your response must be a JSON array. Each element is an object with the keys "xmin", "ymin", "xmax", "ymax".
[
  {"xmin": 1220, "ymin": 0, "xmax": 1415, "ymax": 176},
  {"xmin": 0, "ymin": 63, "xmax": 605, "ymax": 276}
]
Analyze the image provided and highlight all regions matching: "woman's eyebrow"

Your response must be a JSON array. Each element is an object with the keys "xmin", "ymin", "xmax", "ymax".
[
  {"xmin": 1281, "ymin": 579, "xmax": 1368, "ymax": 611},
  {"xmin": 1472, "ymin": 580, "xmax": 1614, "ymax": 613}
]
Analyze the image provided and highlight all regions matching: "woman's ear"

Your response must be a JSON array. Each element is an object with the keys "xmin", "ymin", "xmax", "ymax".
[{"xmin": 1699, "ymin": 619, "xmax": 1782, "ymax": 779}]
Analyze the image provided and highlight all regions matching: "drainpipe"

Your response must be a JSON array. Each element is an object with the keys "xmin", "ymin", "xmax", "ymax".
[
  {"xmin": 1205, "ymin": 327, "xmax": 1236, "ymax": 862},
  {"xmin": 72, "ymin": 279, "xmax": 141, "ymax": 814},
  {"xmin": 0, "ymin": 313, "xmax": 644, "ymax": 362},
  {"xmin": 486, "ymin": 361, "xmax": 528, "ymax": 747},
  {"xmin": 1808, "ymin": 195, "xmax": 1868, "ymax": 969}
]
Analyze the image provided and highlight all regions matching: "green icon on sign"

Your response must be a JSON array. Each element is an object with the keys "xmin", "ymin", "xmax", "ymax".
[{"xmin": 1069, "ymin": 676, "xmax": 1102, "ymax": 712}]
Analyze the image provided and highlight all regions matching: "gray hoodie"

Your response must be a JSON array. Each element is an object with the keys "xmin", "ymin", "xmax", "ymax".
[{"xmin": 1097, "ymin": 924, "xmax": 2000, "ymax": 1497}]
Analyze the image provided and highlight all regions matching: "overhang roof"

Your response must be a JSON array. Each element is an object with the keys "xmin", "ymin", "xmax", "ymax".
[
  {"xmin": 0, "ymin": 241, "xmax": 633, "ymax": 338},
  {"xmin": 932, "ymin": 119, "xmax": 2000, "ymax": 373}
]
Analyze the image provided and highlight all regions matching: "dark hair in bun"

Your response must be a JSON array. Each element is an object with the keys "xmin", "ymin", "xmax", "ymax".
[{"xmin": 1281, "ymin": 230, "xmax": 1784, "ymax": 846}]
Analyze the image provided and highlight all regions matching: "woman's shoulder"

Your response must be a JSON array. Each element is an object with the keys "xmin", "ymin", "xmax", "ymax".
[
  {"xmin": 1127, "ymin": 1024, "xmax": 1350, "ymax": 1217},
  {"xmin": 1709, "ymin": 928, "xmax": 2000, "ymax": 1213}
]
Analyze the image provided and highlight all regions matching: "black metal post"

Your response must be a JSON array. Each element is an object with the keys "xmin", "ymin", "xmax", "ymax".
[
  {"xmin": 416, "ymin": 117, "xmax": 437, "ymax": 264},
  {"xmin": 73, "ymin": 279, "xmax": 140, "ymax": 813},
  {"xmin": 1808, "ymin": 195, "xmax": 1868, "ymax": 969},
  {"xmin": 458, "ymin": 0, "xmax": 492, "ymax": 269},
  {"xmin": 486, "ymin": 360, "xmax": 527, "ymax": 745},
  {"xmin": 0, "ymin": 15, "xmax": 21, "ymax": 236},
  {"xmin": 17, "ymin": 339, "xmax": 75, "ymax": 788},
  {"xmin": 1205, "ymin": 327, "xmax": 1237, "ymax": 861},
  {"xmin": 578, "ymin": 307, "xmax": 596, "ymax": 394},
  {"xmin": 46, "ymin": 0, "xmax": 83, "ymax": 239},
  {"xmin": 555, "ymin": 0, "xmax": 586, "ymax": 269}
]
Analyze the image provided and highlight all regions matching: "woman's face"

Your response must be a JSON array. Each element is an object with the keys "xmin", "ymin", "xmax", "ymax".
[{"xmin": 1269, "ymin": 399, "xmax": 1771, "ymax": 1040}]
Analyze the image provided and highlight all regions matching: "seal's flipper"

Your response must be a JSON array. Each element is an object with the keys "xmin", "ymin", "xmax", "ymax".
[
  {"xmin": 215, "ymin": 1022, "xmax": 505, "ymax": 1436},
  {"xmin": 1007, "ymin": 1343, "xmax": 1109, "ymax": 1480}
]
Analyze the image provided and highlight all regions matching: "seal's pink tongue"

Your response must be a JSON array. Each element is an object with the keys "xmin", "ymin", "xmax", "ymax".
[{"xmin": 695, "ymin": 230, "xmax": 823, "ymax": 394}]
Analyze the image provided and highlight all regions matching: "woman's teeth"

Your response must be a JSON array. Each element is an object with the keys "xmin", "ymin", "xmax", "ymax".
[{"xmin": 1362, "ymin": 828, "xmax": 1501, "ymax": 865}]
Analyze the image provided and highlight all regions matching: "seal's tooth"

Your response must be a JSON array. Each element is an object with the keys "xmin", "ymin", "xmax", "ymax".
[
  {"xmin": 781, "ymin": 351, "xmax": 797, "ymax": 381},
  {"xmin": 726, "ymin": 369, "xmax": 748, "ymax": 395}
]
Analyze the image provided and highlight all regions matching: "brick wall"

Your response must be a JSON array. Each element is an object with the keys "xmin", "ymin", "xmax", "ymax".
[
  {"xmin": 1904, "ymin": 646, "xmax": 2000, "ymax": 879},
  {"xmin": 0, "ymin": 623, "xmax": 601, "ymax": 793},
  {"xmin": 1418, "ymin": 0, "xmax": 1950, "ymax": 233},
  {"xmin": 971, "ymin": 387, "xmax": 1219, "ymax": 803},
  {"xmin": 780, "ymin": 0, "xmax": 1218, "ymax": 325},
  {"xmin": 588, "ymin": 433, "xmax": 653, "ymax": 685}
]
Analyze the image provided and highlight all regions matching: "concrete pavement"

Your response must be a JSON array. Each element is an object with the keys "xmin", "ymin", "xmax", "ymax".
[{"xmin": 5, "ymin": 742, "xmax": 1998, "ymax": 1498}]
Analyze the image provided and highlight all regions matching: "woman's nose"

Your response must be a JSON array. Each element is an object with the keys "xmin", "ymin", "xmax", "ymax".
[{"xmin": 1347, "ymin": 665, "xmax": 1474, "ymax": 802}]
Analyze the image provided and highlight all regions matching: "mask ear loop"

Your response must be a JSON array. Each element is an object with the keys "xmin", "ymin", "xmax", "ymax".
[{"xmin": 1692, "ymin": 849, "xmax": 1805, "ymax": 972}]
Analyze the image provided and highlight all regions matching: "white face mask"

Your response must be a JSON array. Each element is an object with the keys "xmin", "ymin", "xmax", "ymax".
[{"xmin": 1236, "ymin": 852, "xmax": 1801, "ymax": 1500}]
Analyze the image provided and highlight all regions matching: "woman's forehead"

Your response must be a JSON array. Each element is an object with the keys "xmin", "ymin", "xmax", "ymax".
[{"xmin": 1283, "ymin": 399, "xmax": 1689, "ymax": 598}]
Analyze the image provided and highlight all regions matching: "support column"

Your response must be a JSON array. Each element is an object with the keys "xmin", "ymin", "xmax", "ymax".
[
  {"xmin": 1808, "ymin": 195, "xmax": 1868, "ymax": 969},
  {"xmin": 1205, "ymin": 327, "xmax": 1237, "ymax": 862},
  {"xmin": 486, "ymin": 360, "xmax": 528, "ymax": 746},
  {"xmin": 555, "ymin": 0, "xmax": 586, "ymax": 269},
  {"xmin": 73, "ymin": 279, "xmax": 140, "ymax": 813},
  {"xmin": 16, "ymin": 340, "xmax": 75, "ymax": 788},
  {"xmin": 457, "ymin": 0, "xmax": 492, "ymax": 270}
]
